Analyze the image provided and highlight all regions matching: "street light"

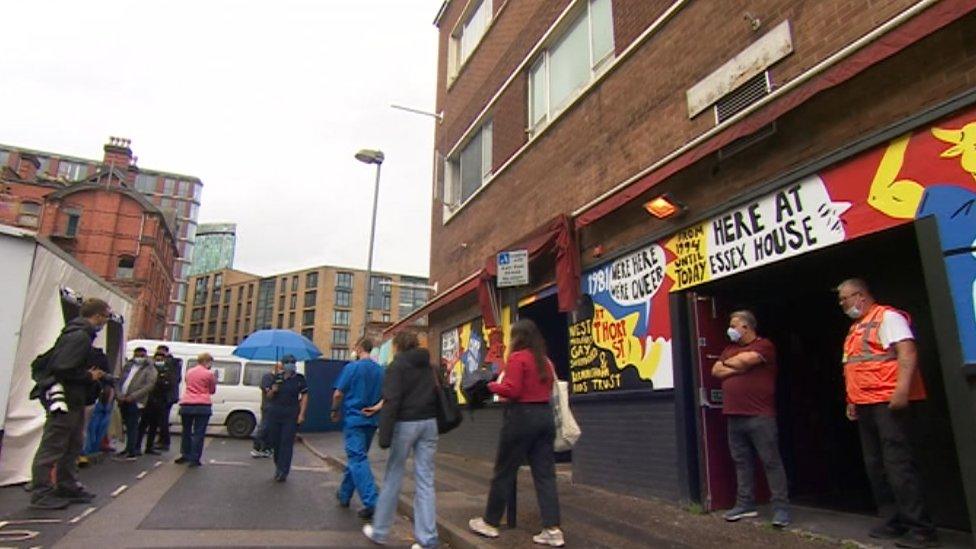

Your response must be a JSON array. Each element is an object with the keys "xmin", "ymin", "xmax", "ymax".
[{"xmin": 355, "ymin": 149, "xmax": 385, "ymax": 337}]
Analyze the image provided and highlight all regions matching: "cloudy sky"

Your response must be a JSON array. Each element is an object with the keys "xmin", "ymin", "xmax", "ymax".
[{"xmin": 0, "ymin": 0, "xmax": 441, "ymax": 278}]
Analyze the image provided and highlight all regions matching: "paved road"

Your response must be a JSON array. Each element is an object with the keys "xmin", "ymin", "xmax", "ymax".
[{"xmin": 0, "ymin": 437, "xmax": 419, "ymax": 548}]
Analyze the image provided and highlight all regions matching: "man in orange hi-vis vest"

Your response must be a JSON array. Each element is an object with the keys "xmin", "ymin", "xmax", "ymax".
[{"xmin": 837, "ymin": 278, "xmax": 938, "ymax": 548}]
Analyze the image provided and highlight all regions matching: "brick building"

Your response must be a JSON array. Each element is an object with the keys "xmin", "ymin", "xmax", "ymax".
[
  {"xmin": 184, "ymin": 265, "xmax": 428, "ymax": 360},
  {"xmin": 389, "ymin": 0, "xmax": 976, "ymax": 536},
  {"xmin": 0, "ymin": 142, "xmax": 177, "ymax": 338},
  {"xmin": 0, "ymin": 139, "xmax": 203, "ymax": 341}
]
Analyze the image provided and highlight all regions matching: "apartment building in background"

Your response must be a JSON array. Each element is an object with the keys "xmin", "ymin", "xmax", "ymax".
[
  {"xmin": 0, "ymin": 139, "xmax": 202, "ymax": 340},
  {"xmin": 188, "ymin": 222, "xmax": 237, "ymax": 276},
  {"xmin": 183, "ymin": 265, "xmax": 428, "ymax": 360}
]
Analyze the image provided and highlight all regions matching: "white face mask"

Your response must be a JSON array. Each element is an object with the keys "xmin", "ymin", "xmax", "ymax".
[
  {"xmin": 845, "ymin": 305, "xmax": 862, "ymax": 319},
  {"xmin": 727, "ymin": 327, "xmax": 743, "ymax": 342}
]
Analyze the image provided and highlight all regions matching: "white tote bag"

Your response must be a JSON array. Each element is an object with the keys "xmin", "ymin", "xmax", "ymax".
[{"xmin": 551, "ymin": 375, "xmax": 581, "ymax": 452}]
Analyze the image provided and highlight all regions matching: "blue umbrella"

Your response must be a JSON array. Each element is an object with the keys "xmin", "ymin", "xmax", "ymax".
[{"xmin": 233, "ymin": 329, "xmax": 322, "ymax": 362}]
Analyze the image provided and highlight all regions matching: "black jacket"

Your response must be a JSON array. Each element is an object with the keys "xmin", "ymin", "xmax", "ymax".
[
  {"xmin": 378, "ymin": 348, "xmax": 438, "ymax": 448},
  {"xmin": 46, "ymin": 317, "xmax": 99, "ymax": 409}
]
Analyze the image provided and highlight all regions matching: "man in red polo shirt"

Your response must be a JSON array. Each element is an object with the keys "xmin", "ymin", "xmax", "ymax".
[{"xmin": 712, "ymin": 310, "xmax": 790, "ymax": 528}]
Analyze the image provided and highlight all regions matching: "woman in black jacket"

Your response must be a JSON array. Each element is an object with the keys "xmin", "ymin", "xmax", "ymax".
[{"xmin": 362, "ymin": 331, "xmax": 439, "ymax": 549}]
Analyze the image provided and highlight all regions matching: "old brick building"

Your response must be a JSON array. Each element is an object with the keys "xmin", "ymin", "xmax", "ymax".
[
  {"xmin": 0, "ymin": 140, "xmax": 178, "ymax": 338},
  {"xmin": 391, "ymin": 0, "xmax": 976, "ymax": 536}
]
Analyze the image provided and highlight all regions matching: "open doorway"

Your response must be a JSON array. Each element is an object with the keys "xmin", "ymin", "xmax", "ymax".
[
  {"xmin": 690, "ymin": 223, "xmax": 969, "ymax": 529},
  {"xmin": 518, "ymin": 293, "xmax": 570, "ymax": 382}
]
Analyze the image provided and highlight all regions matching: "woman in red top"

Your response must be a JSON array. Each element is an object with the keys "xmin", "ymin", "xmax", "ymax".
[{"xmin": 469, "ymin": 319, "xmax": 564, "ymax": 547}]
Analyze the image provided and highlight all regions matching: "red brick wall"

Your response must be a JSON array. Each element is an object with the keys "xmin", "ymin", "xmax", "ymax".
[{"xmin": 429, "ymin": 0, "xmax": 967, "ymax": 291}]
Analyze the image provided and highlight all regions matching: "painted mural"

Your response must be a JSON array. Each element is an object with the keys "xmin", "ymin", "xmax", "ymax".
[
  {"xmin": 575, "ymin": 104, "xmax": 976, "ymax": 390},
  {"xmin": 440, "ymin": 306, "xmax": 512, "ymax": 404}
]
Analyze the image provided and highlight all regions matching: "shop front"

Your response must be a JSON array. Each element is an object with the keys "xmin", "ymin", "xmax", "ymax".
[{"xmin": 569, "ymin": 103, "xmax": 976, "ymax": 529}]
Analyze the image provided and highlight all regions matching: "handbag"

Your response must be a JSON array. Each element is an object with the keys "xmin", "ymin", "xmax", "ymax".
[
  {"xmin": 550, "ymin": 363, "xmax": 581, "ymax": 451},
  {"xmin": 431, "ymin": 366, "xmax": 463, "ymax": 434}
]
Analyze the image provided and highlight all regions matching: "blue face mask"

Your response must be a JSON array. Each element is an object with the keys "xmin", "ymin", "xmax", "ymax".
[
  {"xmin": 727, "ymin": 327, "xmax": 743, "ymax": 342},
  {"xmin": 283, "ymin": 363, "xmax": 297, "ymax": 375}
]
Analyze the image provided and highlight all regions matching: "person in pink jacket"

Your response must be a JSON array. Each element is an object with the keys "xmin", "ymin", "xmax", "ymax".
[{"xmin": 175, "ymin": 353, "xmax": 217, "ymax": 467}]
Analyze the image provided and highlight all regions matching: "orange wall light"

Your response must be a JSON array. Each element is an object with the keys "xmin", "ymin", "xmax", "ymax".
[{"xmin": 643, "ymin": 193, "xmax": 685, "ymax": 219}]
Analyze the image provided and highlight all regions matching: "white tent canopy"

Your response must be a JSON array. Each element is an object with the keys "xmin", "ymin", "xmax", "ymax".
[{"xmin": 0, "ymin": 225, "xmax": 132, "ymax": 486}]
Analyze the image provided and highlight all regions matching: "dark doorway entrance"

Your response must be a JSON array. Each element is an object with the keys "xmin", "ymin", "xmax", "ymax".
[
  {"xmin": 689, "ymin": 223, "xmax": 969, "ymax": 529},
  {"xmin": 518, "ymin": 294, "xmax": 570, "ymax": 382}
]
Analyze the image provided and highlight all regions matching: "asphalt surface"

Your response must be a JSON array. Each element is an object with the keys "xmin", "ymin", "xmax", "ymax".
[{"xmin": 0, "ymin": 436, "xmax": 418, "ymax": 548}]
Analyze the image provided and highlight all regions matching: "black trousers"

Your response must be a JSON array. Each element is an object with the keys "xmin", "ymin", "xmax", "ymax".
[
  {"xmin": 158, "ymin": 402, "xmax": 175, "ymax": 448},
  {"xmin": 856, "ymin": 403, "xmax": 935, "ymax": 535},
  {"xmin": 484, "ymin": 403, "xmax": 560, "ymax": 528},
  {"xmin": 138, "ymin": 401, "xmax": 165, "ymax": 452},
  {"xmin": 31, "ymin": 407, "xmax": 85, "ymax": 492}
]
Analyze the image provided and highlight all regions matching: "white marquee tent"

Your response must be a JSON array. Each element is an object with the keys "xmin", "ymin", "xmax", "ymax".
[{"xmin": 0, "ymin": 224, "xmax": 132, "ymax": 486}]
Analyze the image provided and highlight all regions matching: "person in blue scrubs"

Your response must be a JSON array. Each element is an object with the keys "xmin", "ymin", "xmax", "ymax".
[
  {"xmin": 332, "ymin": 337, "xmax": 385, "ymax": 519},
  {"xmin": 262, "ymin": 355, "xmax": 308, "ymax": 482}
]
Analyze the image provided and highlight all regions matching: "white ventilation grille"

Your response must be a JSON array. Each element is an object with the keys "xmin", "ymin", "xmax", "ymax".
[{"xmin": 714, "ymin": 71, "xmax": 772, "ymax": 124}]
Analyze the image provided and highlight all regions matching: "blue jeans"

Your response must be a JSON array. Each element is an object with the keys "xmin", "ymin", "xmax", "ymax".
[
  {"xmin": 179, "ymin": 405, "xmax": 211, "ymax": 464},
  {"xmin": 339, "ymin": 424, "xmax": 378, "ymax": 508},
  {"xmin": 119, "ymin": 401, "xmax": 141, "ymax": 455},
  {"xmin": 372, "ymin": 418, "xmax": 438, "ymax": 547},
  {"xmin": 266, "ymin": 412, "xmax": 298, "ymax": 478},
  {"xmin": 83, "ymin": 400, "xmax": 113, "ymax": 456}
]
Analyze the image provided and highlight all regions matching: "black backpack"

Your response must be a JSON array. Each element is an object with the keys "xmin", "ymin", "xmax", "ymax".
[{"xmin": 30, "ymin": 347, "xmax": 56, "ymax": 383}]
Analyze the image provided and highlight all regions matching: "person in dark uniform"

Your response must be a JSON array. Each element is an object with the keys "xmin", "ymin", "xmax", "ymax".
[
  {"xmin": 153, "ymin": 344, "xmax": 182, "ymax": 452},
  {"xmin": 262, "ymin": 355, "xmax": 308, "ymax": 482},
  {"xmin": 138, "ymin": 351, "xmax": 173, "ymax": 456}
]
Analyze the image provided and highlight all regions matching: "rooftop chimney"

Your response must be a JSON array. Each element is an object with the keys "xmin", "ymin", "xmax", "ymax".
[
  {"xmin": 103, "ymin": 136, "xmax": 136, "ymax": 187},
  {"xmin": 15, "ymin": 154, "xmax": 40, "ymax": 181}
]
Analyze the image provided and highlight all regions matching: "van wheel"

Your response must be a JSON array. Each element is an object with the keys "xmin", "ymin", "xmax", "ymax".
[{"xmin": 226, "ymin": 412, "xmax": 256, "ymax": 438}]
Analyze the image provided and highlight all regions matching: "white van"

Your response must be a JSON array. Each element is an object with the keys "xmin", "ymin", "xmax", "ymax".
[{"xmin": 124, "ymin": 340, "xmax": 303, "ymax": 438}]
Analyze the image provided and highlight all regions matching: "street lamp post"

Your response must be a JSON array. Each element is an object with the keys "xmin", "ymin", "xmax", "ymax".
[{"xmin": 355, "ymin": 149, "xmax": 385, "ymax": 337}]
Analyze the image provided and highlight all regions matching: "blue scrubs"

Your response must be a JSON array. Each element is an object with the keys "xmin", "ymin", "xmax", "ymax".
[{"xmin": 334, "ymin": 359, "xmax": 384, "ymax": 508}]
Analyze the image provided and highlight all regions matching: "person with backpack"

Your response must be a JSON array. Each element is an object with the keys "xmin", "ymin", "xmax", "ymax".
[
  {"xmin": 29, "ymin": 298, "xmax": 112, "ymax": 510},
  {"xmin": 468, "ymin": 319, "xmax": 564, "ymax": 547}
]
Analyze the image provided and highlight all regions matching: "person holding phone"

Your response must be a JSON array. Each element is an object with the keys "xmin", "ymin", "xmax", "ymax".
[{"xmin": 262, "ymin": 355, "xmax": 308, "ymax": 482}]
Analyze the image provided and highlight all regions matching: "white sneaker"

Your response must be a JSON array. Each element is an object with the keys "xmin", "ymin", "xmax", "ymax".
[
  {"xmin": 362, "ymin": 523, "xmax": 386, "ymax": 545},
  {"xmin": 468, "ymin": 517, "xmax": 500, "ymax": 538},
  {"xmin": 533, "ymin": 527, "xmax": 565, "ymax": 547},
  {"xmin": 410, "ymin": 545, "xmax": 423, "ymax": 549}
]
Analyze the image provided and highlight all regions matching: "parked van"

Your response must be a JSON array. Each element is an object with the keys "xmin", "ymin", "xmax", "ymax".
[{"xmin": 124, "ymin": 340, "xmax": 303, "ymax": 438}]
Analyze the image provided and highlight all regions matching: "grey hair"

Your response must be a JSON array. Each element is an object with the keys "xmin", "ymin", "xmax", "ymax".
[
  {"xmin": 730, "ymin": 310, "xmax": 758, "ymax": 330},
  {"xmin": 836, "ymin": 278, "xmax": 871, "ymax": 295}
]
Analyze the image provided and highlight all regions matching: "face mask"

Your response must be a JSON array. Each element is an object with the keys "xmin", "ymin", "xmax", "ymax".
[
  {"xmin": 136, "ymin": 357, "xmax": 149, "ymax": 365},
  {"xmin": 155, "ymin": 361, "xmax": 166, "ymax": 367},
  {"xmin": 283, "ymin": 363, "xmax": 297, "ymax": 375},
  {"xmin": 351, "ymin": 350, "xmax": 359, "ymax": 360},
  {"xmin": 845, "ymin": 305, "xmax": 862, "ymax": 319},
  {"xmin": 727, "ymin": 327, "xmax": 743, "ymax": 342}
]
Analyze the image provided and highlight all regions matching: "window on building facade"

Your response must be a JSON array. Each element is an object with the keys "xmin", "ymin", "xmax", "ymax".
[
  {"xmin": 247, "ymin": 284, "xmax": 254, "ymax": 299},
  {"xmin": 398, "ymin": 278, "xmax": 430, "ymax": 318},
  {"xmin": 333, "ymin": 310, "xmax": 350, "ymax": 326},
  {"xmin": 134, "ymin": 173, "xmax": 157, "ymax": 193},
  {"xmin": 303, "ymin": 310, "xmax": 315, "ymax": 325},
  {"xmin": 335, "ymin": 288, "xmax": 351, "ymax": 308},
  {"xmin": 209, "ymin": 304, "xmax": 218, "ymax": 319},
  {"xmin": 332, "ymin": 328, "xmax": 349, "ymax": 346},
  {"xmin": 444, "ymin": 120, "xmax": 492, "ymax": 210},
  {"xmin": 163, "ymin": 178, "xmax": 177, "ymax": 196},
  {"xmin": 528, "ymin": 0, "xmax": 613, "ymax": 133},
  {"xmin": 291, "ymin": 276, "xmax": 299, "ymax": 292},
  {"xmin": 290, "ymin": 294, "xmax": 297, "ymax": 309},
  {"xmin": 57, "ymin": 160, "xmax": 88, "ymax": 181},
  {"xmin": 191, "ymin": 307, "xmax": 204, "ymax": 322},
  {"xmin": 223, "ymin": 288, "xmax": 231, "ymax": 302},
  {"xmin": 304, "ymin": 290, "xmax": 317, "ymax": 308},
  {"xmin": 301, "ymin": 327, "xmax": 314, "ymax": 340},
  {"xmin": 255, "ymin": 278, "xmax": 275, "ymax": 330},
  {"xmin": 64, "ymin": 210, "xmax": 81, "ymax": 237},
  {"xmin": 17, "ymin": 201, "xmax": 41, "ymax": 228},
  {"xmin": 277, "ymin": 314, "xmax": 284, "ymax": 329},
  {"xmin": 330, "ymin": 349, "xmax": 348, "ymax": 360},
  {"xmin": 116, "ymin": 256, "xmax": 135, "ymax": 279},
  {"xmin": 278, "ymin": 294, "xmax": 285, "ymax": 310},
  {"xmin": 194, "ymin": 277, "xmax": 208, "ymax": 305},
  {"xmin": 289, "ymin": 311, "xmax": 295, "ymax": 328},
  {"xmin": 368, "ymin": 276, "xmax": 392, "ymax": 311},
  {"xmin": 336, "ymin": 272, "xmax": 353, "ymax": 289},
  {"xmin": 382, "ymin": 313, "xmax": 391, "ymax": 322},
  {"xmin": 449, "ymin": 0, "xmax": 492, "ymax": 79},
  {"xmin": 306, "ymin": 271, "xmax": 318, "ymax": 288},
  {"xmin": 280, "ymin": 277, "xmax": 287, "ymax": 293}
]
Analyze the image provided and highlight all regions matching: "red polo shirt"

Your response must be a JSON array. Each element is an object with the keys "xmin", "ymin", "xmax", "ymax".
[{"xmin": 719, "ymin": 337, "xmax": 777, "ymax": 417}]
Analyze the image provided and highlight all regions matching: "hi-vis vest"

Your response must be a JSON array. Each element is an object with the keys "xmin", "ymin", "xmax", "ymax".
[{"xmin": 842, "ymin": 304, "xmax": 926, "ymax": 405}]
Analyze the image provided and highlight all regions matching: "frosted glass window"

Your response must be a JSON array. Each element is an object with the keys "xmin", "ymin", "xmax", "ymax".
[
  {"xmin": 549, "ymin": 14, "xmax": 589, "ymax": 112},
  {"xmin": 529, "ymin": 58, "xmax": 548, "ymax": 128},
  {"xmin": 590, "ymin": 0, "xmax": 614, "ymax": 67}
]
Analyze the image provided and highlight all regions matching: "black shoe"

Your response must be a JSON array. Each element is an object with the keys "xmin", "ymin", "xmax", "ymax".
[
  {"xmin": 155, "ymin": 444, "xmax": 170, "ymax": 451},
  {"xmin": 29, "ymin": 492, "xmax": 70, "ymax": 510},
  {"xmin": 870, "ymin": 524, "xmax": 909, "ymax": 539},
  {"xmin": 895, "ymin": 531, "xmax": 940, "ymax": 548},
  {"xmin": 274, "ymin": 472, "xmax": 287, "ymax": 482},
  {"xmin": 336, "ymin": 491, "xmax": 350, "ymax": 508},
  {"xmin": 188, "ymin": 461, "xmax": 202, "ymax": 468},
  {"xmin": 54, "ymin": 485, "xmax": 96, "ymax": 503},
  {"xmin": 144, "ymin": 449, "xmax": 160, "ymax": 456},
  {"xmin": 358, "ymin": 507, "xmax": 374, "ymax": 520},
  {"xmin": 174, "ymin": 456, "xmax": 188, "ymax": 464}
]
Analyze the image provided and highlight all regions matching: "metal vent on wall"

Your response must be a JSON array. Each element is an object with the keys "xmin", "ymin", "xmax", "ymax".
[{"xmin": 714, "ymin": 71, "xmax": 772, "ymax": 124}]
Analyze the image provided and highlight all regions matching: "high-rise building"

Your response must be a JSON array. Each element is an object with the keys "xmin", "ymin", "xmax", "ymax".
[
  {"xmin": 183, "ymin": 265, "xmax": 428, "ymax": 360},
  {"xmin": 0, "ymin": 139, "xmax": 202, "ymax": 340},
  {"xmin": 188, "ymin": 222, "xmax": 237, "ymax": 276}
]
